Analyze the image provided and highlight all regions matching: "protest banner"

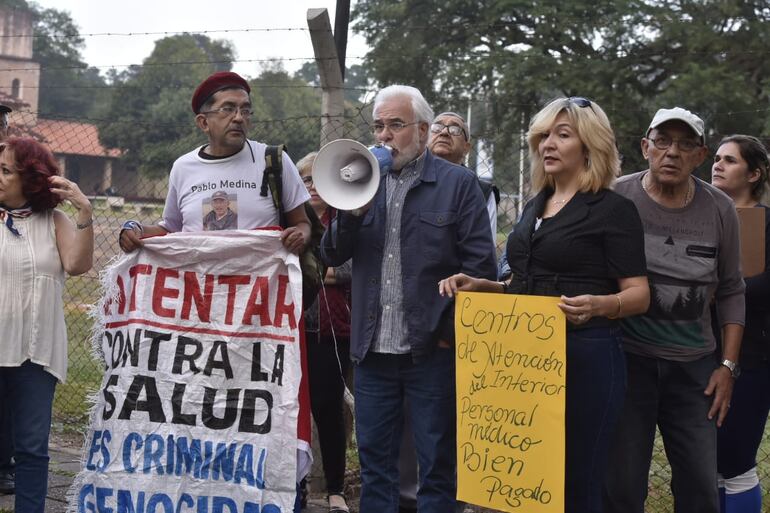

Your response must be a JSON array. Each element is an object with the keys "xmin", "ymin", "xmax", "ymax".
[
  {"xmin": 68, "ymin": 230, "xmax": 306, "ymax": 513},
  {"xmin": 455, "ymin": 292, "xmax": 566, "ymax": 513}
]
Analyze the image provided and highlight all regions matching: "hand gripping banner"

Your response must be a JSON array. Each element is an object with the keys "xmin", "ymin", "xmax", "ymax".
[{"xmin": 69, "ymin": 230, "xmax": 306, "ymax": 513}]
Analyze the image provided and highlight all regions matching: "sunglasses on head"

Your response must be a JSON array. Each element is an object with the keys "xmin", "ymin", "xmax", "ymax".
[{"xmin": 567, "ymin": 96, "xmax": 593, "ymax": 108}]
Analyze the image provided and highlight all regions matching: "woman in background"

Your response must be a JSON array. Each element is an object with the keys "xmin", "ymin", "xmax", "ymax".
[
  {"xmin": 0, "ymin": 137, "xmax": 93, "ymax": 513},
  {"xmin": 711, "ymin": 134, "xmax": 770, "ymax": 513},
  {"xmin": 297, "ymin": 152, "xmax": 352, "ymax": 513},
  {"xmin": 439, "ymin": 97, "xmax": 649, "ymax": 513}
]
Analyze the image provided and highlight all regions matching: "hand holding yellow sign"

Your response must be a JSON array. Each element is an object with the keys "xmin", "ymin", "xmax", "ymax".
[{"xmin": 456, "ymin": 292, "xmax": 566, "ymax": 512}]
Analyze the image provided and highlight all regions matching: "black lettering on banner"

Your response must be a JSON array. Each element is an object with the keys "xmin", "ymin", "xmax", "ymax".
[
  {"xmin": 201, "ymin": 387, "xmax": 240, "ymax": 430},
  {"xmin": 203, "ymin": 340, "xmax": 234, "ymax": 378},
  {"xmin": 171, "ymin": 383, "xmax": 197, "ymax": 426},
  {"xmin": 251, "ymin": 342, "xmax": 269, "ymax": 382},
  {"xmin": 172, "ymin": 336, "xmax": 203, "ymax": 375},
  {"xmin": 117, "ymin": 375, "xmax": 167, "ymax": 422},
  {"xmin": 239, "ymin": 389, "xmax": 273, "ymax": 434},
  {"xmin": 271, "ymin": 345, "xmax": 284, "ymax": 386},
  {"xmin": 144, "ymin": 330, "xmax": 172, "ymax": 371},
  {"xmin": 102, "ymin": 374, "xmax": 119, "ymax": 420}
]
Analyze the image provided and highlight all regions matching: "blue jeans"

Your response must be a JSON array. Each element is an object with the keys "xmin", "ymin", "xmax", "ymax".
[
  {"xmin": 565, "ymin": 327, "xmax": 626, "ymax": 513},
  {"xmin": 0, "ymin": 361, "xmax": 57, "ymax": 513},
  {"xmin": 355, "ymin": 349, "xmax": 456, "ymax": 513},
  {"xmin": 603, "ymin": 353, "xmax": 719, "ymax": 513}
]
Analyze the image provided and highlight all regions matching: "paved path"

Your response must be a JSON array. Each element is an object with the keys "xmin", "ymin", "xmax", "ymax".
[{"xmin": 0, "ymin": 444, "xmax": 342, "ymax": 513}]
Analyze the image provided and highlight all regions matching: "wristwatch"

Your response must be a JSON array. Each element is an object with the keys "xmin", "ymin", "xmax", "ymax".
[{"xmin": 721, "ymin": 358, "xmax": 741, "ymax": 379}]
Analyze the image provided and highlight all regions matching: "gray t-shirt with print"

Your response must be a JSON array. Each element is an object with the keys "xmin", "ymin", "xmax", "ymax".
[{"xmin": 615, "ymin": 171, "xmax": 745, "ymax": 361}]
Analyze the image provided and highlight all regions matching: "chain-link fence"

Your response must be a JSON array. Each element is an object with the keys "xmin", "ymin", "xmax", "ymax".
[{"xmin": 13, "ymin": 105, "xmax": 767, "ymax": 511}]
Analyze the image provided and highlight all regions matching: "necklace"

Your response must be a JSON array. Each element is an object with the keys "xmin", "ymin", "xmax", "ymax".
[
  {"xmin": 642, "ymin": 173, "xmax": 694, "ymax": 208},
  {"xmin": 551, "ymin": 198, "xmax": 568, "ymax": 204}
]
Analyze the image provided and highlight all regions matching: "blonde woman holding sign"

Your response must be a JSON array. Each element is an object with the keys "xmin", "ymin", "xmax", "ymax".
[{"xmin": 439, "ymin": 97, "xmax": 649, "ymax": 513}]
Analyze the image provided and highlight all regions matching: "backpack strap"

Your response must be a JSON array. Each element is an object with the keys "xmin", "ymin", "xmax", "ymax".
[{"xmin": 261, "ymin": 144, "xmax": 287, "ymax": 228}]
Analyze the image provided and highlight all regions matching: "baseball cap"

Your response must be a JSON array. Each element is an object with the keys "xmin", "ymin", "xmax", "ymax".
[
  {"xmin": 647, "ymin": 107, "xmax": 705, "ymax": 143},
  {"xmin": 211, "ymin": 190, "xmax": 229, "ymax": 200},
  {"xmin": 191, "ymin": 72, "xmax": 251, "ymax": 114}
]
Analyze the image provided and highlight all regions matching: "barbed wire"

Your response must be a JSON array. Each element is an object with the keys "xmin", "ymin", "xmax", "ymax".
[
  {"xmin": 2, "ymin": 82, "xmax": 372, "ymax": 92},
  {"xmin": 0, "ymin": 27, "xmax": 314, "ymax": 38}
]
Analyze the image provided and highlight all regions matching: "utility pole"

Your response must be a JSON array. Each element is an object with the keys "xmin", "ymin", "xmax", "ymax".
[
  {"xmin": 334, "ymin": 0, "xmax": 350, "ymax": 81},
  {"xmin": 307, "ymin": 8, "xmax": 346, "ymax": 145}
]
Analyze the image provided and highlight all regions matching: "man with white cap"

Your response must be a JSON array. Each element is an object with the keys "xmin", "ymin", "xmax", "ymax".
[{"xmin": 604, "ymin": 107, "xmax": 745, "ymax": 513}]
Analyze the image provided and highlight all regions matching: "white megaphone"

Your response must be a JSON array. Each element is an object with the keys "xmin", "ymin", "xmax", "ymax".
[{"xmin": 312, "ymin": 139, "xmax": 393, "ymax": 210}]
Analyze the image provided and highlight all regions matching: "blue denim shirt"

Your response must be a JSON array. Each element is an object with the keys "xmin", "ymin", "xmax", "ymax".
[{"xmin": 321, "ymin": 150, "xmax": 497, "ymax": 363}]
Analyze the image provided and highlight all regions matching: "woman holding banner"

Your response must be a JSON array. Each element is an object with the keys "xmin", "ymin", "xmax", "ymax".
[
  {"xmin": 438, "ymin": 97, "xmax": 649, "ymax": 513},
  {"xmin": 297, "ymin": 152, "xmax": 352, "ymax": 513},
  {"xmin": 0, "ymin": 137, "xmax": 93, "ymax": 513},
  {"xmin": 710, "ymin": 135, "xmax": 770, "ymax": 513}
]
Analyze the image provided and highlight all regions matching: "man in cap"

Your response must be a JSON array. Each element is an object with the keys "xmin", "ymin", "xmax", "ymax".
[
  {"xmin": 202, "ymin": 190, "xmax": 238, "ymax": 230},
  {"xmin": 118, "ymin": 71, "xmax": 310, "ymax": 252},
  {"xmin": 604, "ymin": 107, "xmax": 745, "ymax": 513},
  {"xmin": 321, "ymin": 85, "xmax": 496, "ymax": 513},
  {"xmin": 0, "ymin": 102, "xmax": 13, "ymax": 496}
]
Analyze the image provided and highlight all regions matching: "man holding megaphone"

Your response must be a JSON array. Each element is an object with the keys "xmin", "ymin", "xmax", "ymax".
[{"xmin": 320, "ymin": 85, "xmax": 497, "ymax": 513}]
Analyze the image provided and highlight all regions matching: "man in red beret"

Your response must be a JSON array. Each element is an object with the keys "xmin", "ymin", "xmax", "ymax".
[{"xmin": 118, "ymin": 71, "xmax": 311, "ymax": 253}]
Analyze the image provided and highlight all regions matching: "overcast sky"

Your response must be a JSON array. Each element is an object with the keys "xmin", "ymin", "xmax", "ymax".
[{"xmin": 37, "ymin": 1, "xmax": 369, "ymax": 77}]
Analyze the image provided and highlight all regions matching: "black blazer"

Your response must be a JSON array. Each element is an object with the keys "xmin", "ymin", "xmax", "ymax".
[{"xmin": 505, "ymin": 187, "xmax": 647, "ymax": 329}]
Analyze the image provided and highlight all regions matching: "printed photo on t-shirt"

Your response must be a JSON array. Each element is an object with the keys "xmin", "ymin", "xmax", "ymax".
[{"xmin": 202, "ymin": 191, "xmax": 238, "ymax": 230}]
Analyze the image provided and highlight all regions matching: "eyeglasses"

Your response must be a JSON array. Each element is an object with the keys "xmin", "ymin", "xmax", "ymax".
[
  {"xmin": 199, "ymin": 106, "xmax": 253, "ymax": 118},
  {"xmin": 647, "ymin": 135, "xmax": 701, "ymax": 152},
  {"xmin": 370, "ymin": 121, "xmax": 419, "ymax": 134},
  {"xmin": 301, "ymin": 176, "xmax": 313, "ymax": 186},
  {"xmin": 430, "ymin": 122, "xmax": 467, "ymax": 139},
  {"xmin": 568, "ymin": 97, "xmax": 593, "ymax": 108}
]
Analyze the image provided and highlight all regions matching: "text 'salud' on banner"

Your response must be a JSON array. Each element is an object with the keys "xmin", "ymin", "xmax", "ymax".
[
  {"xmin": 68, "ymin": 230, "xmax": 306, "ymax": 513},
  {"xmin": 455, "ymin": 292, "xmax": 566, "ymax": 513}
]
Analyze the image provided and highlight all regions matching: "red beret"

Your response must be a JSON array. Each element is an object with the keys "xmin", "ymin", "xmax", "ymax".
[{"xmin": 191, "ymin": 71, "xmax": 251, "ymax": 114}]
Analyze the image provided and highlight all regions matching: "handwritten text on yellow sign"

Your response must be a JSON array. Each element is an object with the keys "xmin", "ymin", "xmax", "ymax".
[{"xmin": 455, "ymin": 292, "xmax": 566, "ymax": 513}]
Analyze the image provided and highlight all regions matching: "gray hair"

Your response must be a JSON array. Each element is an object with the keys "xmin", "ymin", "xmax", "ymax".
[
  {"xmin": 434, "ymin": 111, "xmax": 470, "ymax": 141},
  {"xmin": 373, "ymin": 85, "xmax": 434, "ymax": 124}
]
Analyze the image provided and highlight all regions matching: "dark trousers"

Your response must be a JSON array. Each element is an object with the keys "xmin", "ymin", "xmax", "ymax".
[
  {"xmin": 0, "ymin": 361, "xmax": 57, "ymax": 513},
  {"xmin": 565, "ymin": 327, "xmax": 627, "ymax": 513},
  {"xmin": 307, "ymin": 333, "xmax": 350, "ymax": 495},
  {"xmin": 604, "ymin": 353, "xmax": 719, "ymax": 513},
  {"xmin": 0, "ymin": 389, "xmax": 13, "ymax": 475},
  {"xmin": 717, "ymin": 365, "xmax": 770, "ymax": 478},
  {"xmin": 354, "ymin": 349, "xmax": 457, "ymax": 513}
]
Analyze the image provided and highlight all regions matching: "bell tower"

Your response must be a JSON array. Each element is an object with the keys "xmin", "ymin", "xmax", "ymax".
[{"xmin": 0, "ymin": 7, "xmax": 40, "ymax": 123}]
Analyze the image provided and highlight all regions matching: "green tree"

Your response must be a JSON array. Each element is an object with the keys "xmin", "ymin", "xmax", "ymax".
[
  {"xmin": 352, "ymin": 0, "xmax": 770, "ymax": 183},
  {"xmin": 0, "ymin": 0, "xmax": 109, "ymax": 117},
  {"xmin": 98, "ymin": 34, "xmax": 236, "ymax": 176},
  {"xmin": 99, "ymin": 42, "xmax": 325, "ymax": 177}
]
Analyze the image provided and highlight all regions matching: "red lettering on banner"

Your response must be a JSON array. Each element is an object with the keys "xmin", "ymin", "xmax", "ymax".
[
  {"xmin": 103, "ymin": 275, "xmax": 127, "ymax": 316},
  {"xmin": 242, "ymin": 276, "xmax": 272, "ymax": 326},
  {"xmin": 274, "ymin": 274, "xmax": 296, "ymax": 330},
  {"xmin": 152, "ymin": 267, "xmax": 179, "ymax": 318},
  {"xmin": 218, "ymin": 275, "xmax": 251, "ymax": 325},
  {"xmin": 128, "ymin": 264, "xmax": 153, "ymax": 312},
  {"xmin": 181, "ymin": 272, "xmax": 214, "ymax": 322}
]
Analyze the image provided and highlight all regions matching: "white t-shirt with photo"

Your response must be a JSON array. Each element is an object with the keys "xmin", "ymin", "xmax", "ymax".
[{"xmin": 159, "ymin": 140, "xmax": 311, "ymax": 232}]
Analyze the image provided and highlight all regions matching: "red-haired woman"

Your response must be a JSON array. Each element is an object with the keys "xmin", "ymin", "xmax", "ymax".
[{"xmin": 0, "ymin": 137, "xmax": 93, "ymax": 513}]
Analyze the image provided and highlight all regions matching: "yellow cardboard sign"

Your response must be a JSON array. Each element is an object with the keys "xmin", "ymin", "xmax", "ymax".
[{"xmin": 455, "ymin": 292, "xmax": 566, "ymax": 512}]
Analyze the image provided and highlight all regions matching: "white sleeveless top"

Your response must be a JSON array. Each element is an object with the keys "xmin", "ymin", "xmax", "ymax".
[{"xmin": 0, "ymin": 210, "xmax": 68, "ymax": 382}]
